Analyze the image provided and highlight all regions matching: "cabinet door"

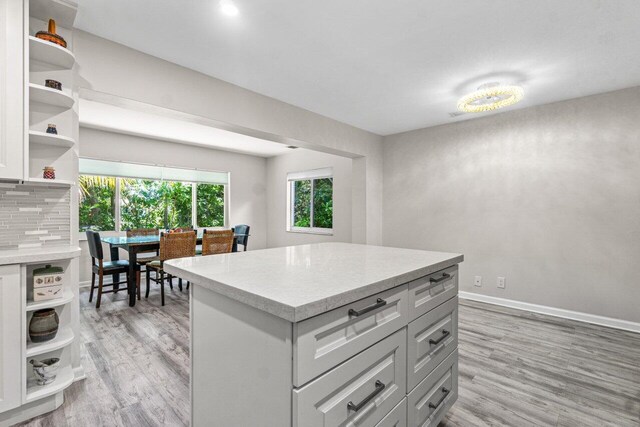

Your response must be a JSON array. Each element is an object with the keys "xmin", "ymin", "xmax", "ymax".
[
  {"xmin": 0, "ymin": 265, "xmax": 21, "ymax": 413},
  {"xmin": 0, "ymin": 0, "xmax": 25, "ymax": 180}
]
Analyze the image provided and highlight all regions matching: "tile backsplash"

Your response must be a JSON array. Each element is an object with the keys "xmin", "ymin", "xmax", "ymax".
[{"xmin": 0, "ymin": 183, "xmax": 71, "ymax": 250}]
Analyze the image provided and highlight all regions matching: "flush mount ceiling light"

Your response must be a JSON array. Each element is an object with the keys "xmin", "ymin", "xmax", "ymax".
[
  {"xmin": 457, "ymin": 82, "xmax": 524, "ymax": 113},
  {"xmin": 219, "ymin": 0, "xmax": 239, "ymax": 16}
]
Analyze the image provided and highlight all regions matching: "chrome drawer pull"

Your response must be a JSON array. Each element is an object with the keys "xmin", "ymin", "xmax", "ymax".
[
  {"xmin": 429, "ymin": 273, "xmax": 451, "ymax": 284},
  {"xmin": 347, "ymin": 380, "xmax": 386, "ymax": 412},
  {"xmin": 428, "ymin": 387, "xmax": 450, "ymax": 410},
  {"xmin": 429, "ymin": 330, "xmax": 450, "ymax": 346},
  {"xmin": 349, "ymin": 298, "xmax": 387, "ymax": 317}
]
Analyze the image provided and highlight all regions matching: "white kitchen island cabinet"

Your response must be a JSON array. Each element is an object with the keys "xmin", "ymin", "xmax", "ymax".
[{"xmin": 165, "ymin": 242, "xmax": 463, "ymax": 427}]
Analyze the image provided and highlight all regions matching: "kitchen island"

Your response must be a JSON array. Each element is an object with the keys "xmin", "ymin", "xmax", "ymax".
[{"xmin": 165, "ymin": 242, "xmax": 463, "ymax": 427}]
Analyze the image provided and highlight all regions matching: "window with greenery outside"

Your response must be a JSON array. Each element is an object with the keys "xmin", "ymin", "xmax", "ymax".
[
  {"xmin": 79, "ymin": 175, "xmax": 116, "ymax": 231},
  {"xmin": 291, "ymin": 177, "xmax": 333, "ymax": 229},
  {"xmin": 197, "ymin": 183, "xmax": 225, "ymax": 227},
  {"xmin": 120, "ymin": 179, "xmax": 192, "ymax": 230}
]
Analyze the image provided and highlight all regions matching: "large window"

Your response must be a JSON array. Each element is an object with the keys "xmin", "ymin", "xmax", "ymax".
[
  {"xmin": 79, "ymin": 159, "xmax": 228, "ymax": 232},
  {"xmin": 287, "ymin": 168, "xmax": 333, "ymax": 234}
]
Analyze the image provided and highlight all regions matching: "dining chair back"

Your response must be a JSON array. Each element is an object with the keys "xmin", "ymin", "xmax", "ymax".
[
  {"xmin": 146, "ymin": 231, "xmax": 196, "ymax": 306},
  {"xmin": 160, "ymin": 231, "xmax": 197, "ymax": 261},
  {"xmin": 202, "ymin": 229, "xmax": 234, "ymax": 255},
  {"xmin": 233, "ymin": 224, "xmax": 250, "ymax": 251},
  {"xmin": 86, "ymin": 229, "xmax": 104, "ymax": 261}
]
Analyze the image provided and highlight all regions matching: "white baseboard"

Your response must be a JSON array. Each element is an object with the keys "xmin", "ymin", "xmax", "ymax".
[{"xmin": 459, "ymin": 291, "xmax": 640, "ymax": 334}]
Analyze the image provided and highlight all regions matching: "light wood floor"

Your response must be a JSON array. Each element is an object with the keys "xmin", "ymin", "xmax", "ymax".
[{"xmin": 18, "ymin": 289, "xmax": 640, "ymax": 426}]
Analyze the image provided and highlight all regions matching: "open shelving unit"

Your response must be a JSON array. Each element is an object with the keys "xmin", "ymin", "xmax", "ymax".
[
  {"xmin": 28, "ymin": 36, "xmax": 75, "ymax": 69},
  {"xmin": 26, "ymin": 326, "xmax": 74, "ymax": 357},
  {"xmin": 29, "ymin": 83, "xmax": 74, "ymax": 109},
  {"xmin": 25, "ymin": 365, "xmax": 74, "ymax": 403},
  {"xmin": 26, "ymin": 289, "xmax": 74, "ymax": 311},
  {"xmin": 29, "ymin": 130, "xmax": 75, "ymax": 148}
]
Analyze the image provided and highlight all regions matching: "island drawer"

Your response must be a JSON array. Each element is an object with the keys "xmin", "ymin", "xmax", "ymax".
[
  {"xmin": 407, "ymin": 296, "xmax": 458, "ymax": 392},
  {"xmin": 375, "ymin": 398, "xmax": 407, "ymax": 427},
  {"xmin": 407, "ymin": 349, "xmax": 458, "ymax": 427},
  {"xmin": 293, "ymin": 329, "xmax": 407, "ymax": 427},
  {"xmin": 408, "ymin": 265, "xmax": 458, "ymax": 322},
  {"xmin": 293, "ymin": 285, "xmax": 408, "ymax": 386}
]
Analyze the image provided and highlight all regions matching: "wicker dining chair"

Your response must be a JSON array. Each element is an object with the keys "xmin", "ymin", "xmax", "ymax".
[
  {"xmin": 201, "ymin": 229, "xmax": 235, "ymax": 256},
  {"xmin": 145, "ymin": 231, "xmax": 196, "ymax": 306}
]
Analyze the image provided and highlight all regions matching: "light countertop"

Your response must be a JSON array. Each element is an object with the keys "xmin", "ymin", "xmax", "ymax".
[
  {"xmin": 165, "ymin": 242, "xmax": 463, "ymax": 322},
  {"xmin": 0, "ymin": 246, "xmax": 82, "ymax": 266}
]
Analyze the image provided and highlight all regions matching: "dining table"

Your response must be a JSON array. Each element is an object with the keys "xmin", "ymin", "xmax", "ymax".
[{"xmin": 100, "ymin": 231, "xmax": 249, "ymax": 306}]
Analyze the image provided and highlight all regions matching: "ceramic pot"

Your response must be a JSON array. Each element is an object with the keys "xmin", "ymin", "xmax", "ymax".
[
  {"xmin": 45, "ymin": 79, "xmax": 62, "ymax": 91},
  {"xmin": 43, "ymin": 167, "xmax": 56, "ymax": 180},
  {"xmin": 29, "ymin": 309, "xmax": 59, "ymax": 343},
  {"xmin": 30, "ymin": 358, "xmax": 60, "ymax": 385}
]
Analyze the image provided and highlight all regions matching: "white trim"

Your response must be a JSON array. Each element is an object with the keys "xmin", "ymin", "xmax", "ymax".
[
  {"xmin": 459, "ymin": 291, "xmax": 640, "ymax": 333},
  {"xmin": 287, "ymin": 167, "xmax": 333, "ymax": 181},
  {"xmin": 287, "ymin": 227, "xmax": 333, "ymax": 236}
]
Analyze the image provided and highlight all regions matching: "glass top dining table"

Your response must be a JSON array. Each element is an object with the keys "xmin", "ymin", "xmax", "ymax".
[{"xmin": 100, "ymin": 231, "xmax": 248, "ymax": 307}]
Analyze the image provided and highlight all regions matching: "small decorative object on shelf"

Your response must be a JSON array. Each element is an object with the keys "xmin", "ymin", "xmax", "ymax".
[
  {"xmin": 33, "ymin": 264, "xmax": 64, "ymax": 300},
  {"xmin": 42, "ymin": 166, "xmax": 56, "ymax": 180},
  {"xmin": 45, "ymin": 79, "xmax": 62, "ymax": 90},
  {"xmin": 30, "ymin": 358, "xmax": 60, "ymax": 385},
  {"xmin": 46, "ymin": 124, "xmax": 57, "ymax": 134},
  {"xmin": 35, "ymin": 19, "xmax": 67, "ymax": 48},
  {"xmin": 29, "ymin": 308, "xmax": 60, "ymax": 343}
]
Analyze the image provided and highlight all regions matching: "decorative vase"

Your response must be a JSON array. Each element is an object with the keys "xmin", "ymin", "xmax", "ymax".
[
  {"xmin": 43, "ymin": 167, "xmax": 56, "ymax": 180},
  {"xmin": 30, "ymin": 358, "xmax": 60, "ymax": 385},
  {"xmin": 35, "ymin": 19, "xmax": 67, "ymax": 48},
  {"xmin": 46, "ymin": 124, "xmax": 57, "ymax": 134},
  {"xmin": 29, "ymin": 309, "xmax": 59, "ymax": 343},
  {"xmin": 45, "ymin": 79, "xmax": 62, "ymax": 91}
]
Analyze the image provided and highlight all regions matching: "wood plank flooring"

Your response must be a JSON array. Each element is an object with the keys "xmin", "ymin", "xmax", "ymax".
[{"xmin": 18, "ymin": 289, "xmax": 640, "ymax": 426}]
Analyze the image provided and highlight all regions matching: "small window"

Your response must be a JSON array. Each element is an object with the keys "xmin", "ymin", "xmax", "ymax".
[{"xmin": 287, "ymin": 168, "xmax": 333, "ymax": 234}]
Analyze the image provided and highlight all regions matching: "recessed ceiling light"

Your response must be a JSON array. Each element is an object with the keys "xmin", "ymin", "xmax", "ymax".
[
  {"xmin": 219, "ymin": 1, "xmax": 239, "ymax": 17},
  {"xmin": 457, "ymin": 82, "xmax": 524, "ymax": 113}
]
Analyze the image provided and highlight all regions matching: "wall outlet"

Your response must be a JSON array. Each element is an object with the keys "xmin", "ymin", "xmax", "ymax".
[
  {"xmin": 474, "ymin": 276, "xmax": 482, "ymax": 287},
  {"xmin": 497, "ymin": 277, "xmax": 506, "ymax": 289}
]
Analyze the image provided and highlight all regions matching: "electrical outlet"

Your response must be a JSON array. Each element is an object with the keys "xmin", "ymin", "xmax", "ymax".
[
  {"xmin": 474, "ymin": 276, "xmax": 482, "ymax": 287},
  {"xmin": 497, "ymin": 277, "xmax": 506, "ymax": 289}
]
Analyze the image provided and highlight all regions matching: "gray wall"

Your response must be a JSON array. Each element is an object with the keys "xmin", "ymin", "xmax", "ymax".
[
  {"xmin": 382, "ymin": 88, "xmax": 640, "ymax": 323},
  {"xmin": 266, "ymin": 149, "xmax": 352, "ymax": 248}
]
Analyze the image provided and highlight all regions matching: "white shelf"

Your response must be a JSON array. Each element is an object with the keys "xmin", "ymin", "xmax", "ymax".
[
  {"xmin": 29, "ymin": 83, "xmax": 74, "ymax": 109},
  {"xmin": 26, "ymin": 177, "xmax": 76, "ymax": 187},
  {"xmin": 29, "ymin": 130, "xmax": 75, "ymax": 148},
  {"xmin": 26, "ymin": 326, "xmax": 74, "ymax": 357},
  {"xmin": 29, "ymin": 0, "xmax": 78, "ymax": 29},
  {"xmin": 26, "ymin": 289, "xmax": 73, "ymax": 311},
  {"xmin": 25, "ymin": 364, "xmax": 73, "ymax": 403},
  {"xmin": 28, "ymin": 36, "xmax": 75, "ymax": 69}
]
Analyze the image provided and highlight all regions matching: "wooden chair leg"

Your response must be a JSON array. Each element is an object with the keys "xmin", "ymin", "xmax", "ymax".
[
  {"xmin": 160, "ymin": 271, "xmax": 165, "ymax": 306},
  {"xmin": 89, "ymin": 272, "xmax": 96, "ymax": 302},
  {"xmin": 179, "ymin": 278, "xmax": 183, "ymax": 292},
  {"xmin": 136, "ymin": 269, "xmax": 141, "ymax": 301},
  {"xmin": 168, "ymin": 275, "xmax": 173, "ymax": 290},
  {"xmin": 96, "ymin": 273, "xmax": 104, "ymax": 309},
  {"xmin": 145, "ymin": 269, "xmax": 151, "ymax": 299},
  {"xmin": 187, "ymin": 282, "xmax": 190, "ymax": 290}
]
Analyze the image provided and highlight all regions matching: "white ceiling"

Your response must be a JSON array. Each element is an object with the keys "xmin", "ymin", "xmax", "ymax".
[
  {"xmin": 75, "ymin": 0, "xmax": 640, "ymax": 135},
  {"xmin": 79, "ymin": 99, "xmax": 293, "ymax": 157}
]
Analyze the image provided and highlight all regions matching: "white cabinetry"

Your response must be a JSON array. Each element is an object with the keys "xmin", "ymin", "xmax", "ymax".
[
  {"xmin": 0, "ymin": 0, "xmax": 25, "ymax": 180},
  {"xmin": 0, "ymin": 265, "xmax": 21, "ymax": 413}
]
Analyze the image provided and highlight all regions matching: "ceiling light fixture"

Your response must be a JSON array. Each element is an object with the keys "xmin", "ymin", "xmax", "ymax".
[
  {"xmin": 457, "ymin": 82, "xmax": 524, "ymax": 113},
  {"xmin": 219, "ymin": 1, "xmax": 239, "ymax": 16}
]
